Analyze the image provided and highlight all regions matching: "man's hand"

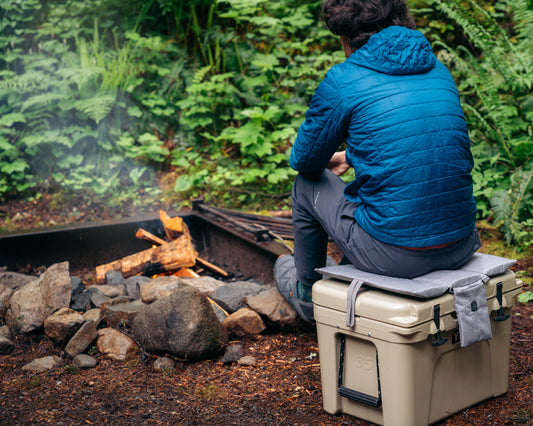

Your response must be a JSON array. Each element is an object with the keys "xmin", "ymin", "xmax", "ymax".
[{"xmin": 327, "ymin": 151, "xmax": 350, "ymax": 176}]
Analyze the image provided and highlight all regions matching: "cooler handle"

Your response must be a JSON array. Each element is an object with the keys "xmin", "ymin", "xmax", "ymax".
[
  {"xmin": 494, "ymin": 281, "xmax": 510, "ymax": 322},
  {"xmin": 337, "ymin": 334, "xmax": 382, "ymax": 407},
  {"xmin": 432, "ymin": 304, "xmax": 448, "ymax": 346}
]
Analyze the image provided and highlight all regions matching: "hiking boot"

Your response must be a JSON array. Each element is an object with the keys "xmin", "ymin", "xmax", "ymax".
[{"xmin": 274, "ymin": 255, "xmax": 316, "ymax": 324}]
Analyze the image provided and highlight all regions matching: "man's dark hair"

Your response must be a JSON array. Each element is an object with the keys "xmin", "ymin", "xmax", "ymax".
[{"xmin": 322, "ymin": 0, "xmax": 416, "ymax": 50}]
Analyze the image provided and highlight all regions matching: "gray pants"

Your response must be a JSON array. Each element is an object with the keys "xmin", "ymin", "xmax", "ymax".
[{"xmin": 292, "ymin": 170, "xmax": 481, "ymax": 286}]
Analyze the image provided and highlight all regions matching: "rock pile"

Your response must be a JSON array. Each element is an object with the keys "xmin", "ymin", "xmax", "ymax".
[{"xmin": 0, "ymin": 262, "xmax": 299, "ymax": 372}]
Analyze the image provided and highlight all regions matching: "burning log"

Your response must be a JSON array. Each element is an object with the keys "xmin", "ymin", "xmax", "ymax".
[
  {"xmin": 95, "ymin": 233, "xmax": 197, "ymax": 283},
  {"xmin": 135, "ymin": 212, "xmax": 230, "ymax": 278},
  {"xmin": 98, "ymin": 210, "xmax": 229, "ymax": 282}
]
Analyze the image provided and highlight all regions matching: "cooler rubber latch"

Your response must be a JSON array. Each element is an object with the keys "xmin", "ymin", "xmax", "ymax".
[
  {"xmin": 337, "ymin": 334, "xmax": 382, "ymax": 407},
  {"xmin": 494, "ymin": 281, "xmax": 510, "ymax": 322},
  {"xmin": 432, "ymin": 305, "xmax": 448, "ymax": 346}
]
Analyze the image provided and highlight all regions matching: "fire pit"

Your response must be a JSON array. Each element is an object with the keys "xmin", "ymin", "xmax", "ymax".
[
  {"xmin": 0, "ymin": 203, "xmax": 301, "ymax": 366},
  {"xmin": 0, "ymin": 202, "xmax": 292, "ymax": 284}
]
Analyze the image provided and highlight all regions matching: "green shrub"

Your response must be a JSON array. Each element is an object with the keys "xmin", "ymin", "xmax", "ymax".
[{"xmin": 172, "ymin": 0, "xmax": 343, "ymax": 209}]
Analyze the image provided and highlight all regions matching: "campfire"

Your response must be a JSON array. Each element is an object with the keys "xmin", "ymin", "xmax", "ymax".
[{"xmin": 95, "ymin": 210, "xmax": 228, "ymax": 282}]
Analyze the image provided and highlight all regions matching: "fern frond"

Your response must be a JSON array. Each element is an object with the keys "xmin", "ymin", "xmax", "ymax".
[
  {"xmin": 514, "ymin": 0, "xmax": 533, "ymax": 36},
  {"xmin": 58, "ymin": 66, "xmax": 104, "ymax": 89},
  {"xmin": 434, "ymin": 0, "xmax": 528, "ymax": 91},
  {"xmin": 1, "ymin": 70, "xmax": 49, "ymax": 91},
  {"xmin": 491, "ymin": 163, "xmax": 533, "ymax": 243},
  {"xmin": 192, "ymin": 65, "xmax": 211, "ymax": 84},
  {"xmin": 73, "ymin": 92, "xmax": 117, "ymax": 124},
  {"xmin": 21, "ymin": 92, "xmax": 66, "ymax": 112}
]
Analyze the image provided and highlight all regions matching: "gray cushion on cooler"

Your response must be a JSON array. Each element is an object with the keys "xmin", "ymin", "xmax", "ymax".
[
  {"xmin": 316, "ymin": 252, "xmax": 516, "ymax": 347},
  {"xmin": 316, "ymin": 252, "xmax": 515, "ymax": 299},
  {"xmin": 460, "ymin": 252, "xmax": 516, "ymax": 277}
]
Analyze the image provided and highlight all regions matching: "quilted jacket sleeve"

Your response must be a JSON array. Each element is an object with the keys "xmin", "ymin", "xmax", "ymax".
[{"xmin": 289, "ymin": 71, "xmax": 349, "ymax": 173}]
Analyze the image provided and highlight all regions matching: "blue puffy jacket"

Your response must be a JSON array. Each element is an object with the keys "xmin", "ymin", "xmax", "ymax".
[{"xmin": 290, "ymin": 26, "xmax": 477, "ymax": 248}]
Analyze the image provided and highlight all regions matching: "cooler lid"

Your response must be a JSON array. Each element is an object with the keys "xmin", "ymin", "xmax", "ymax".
[{"xmin": 312, "ymin": 270, "xmax": 518, "ymax": 328}]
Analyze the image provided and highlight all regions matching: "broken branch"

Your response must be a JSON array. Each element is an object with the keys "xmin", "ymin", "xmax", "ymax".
[
  {"xmin": 196, "ymin": 257, "xmax": 229, "ymax": 278},
  {"xmin": 135, "ymin": 228, "xmax": 167, "ymax": 246}
]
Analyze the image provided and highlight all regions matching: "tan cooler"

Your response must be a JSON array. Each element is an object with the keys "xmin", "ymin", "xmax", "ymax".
[{"xmin": 313, "ymin": 269, "xmax": 521, "ymax": 426}]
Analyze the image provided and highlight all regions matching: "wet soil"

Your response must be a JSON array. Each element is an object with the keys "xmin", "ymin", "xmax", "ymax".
[{"xmin": 0, "ymin": 306, "xmax": 531, "ymax": 426}]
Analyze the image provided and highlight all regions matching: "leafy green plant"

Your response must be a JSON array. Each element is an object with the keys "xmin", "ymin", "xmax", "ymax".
[
  {"xmin": 172, "ymin": 0, "xmax": 343, "ymax": 209},
  {"xmin": 491, "ymin": 165, "xmax": 533, "ymax": 245},
  {"xmin": 65, "ymin": 363, "xmax": 80, "ymax": 375},
  {"xmin": 517, "ymin": 291, "xmax": 533, "ymax": 303},
  {"xmin": 29, "ymin": 375, "xmax": 43, "ymax": 388},
  {"xmin": 0, "ymin": 0, "xmax": 187, "ymax": 205}
]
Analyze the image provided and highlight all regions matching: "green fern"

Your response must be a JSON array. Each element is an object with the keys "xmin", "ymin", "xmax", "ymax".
[
  {"xmin": 192, "ymin": 65, "xmax": 212, "ymax": 84},
  {"xmin": 73, "ymin": 92, "xmax": 117, "ymax": 124},
  {"xmin": 491, "ymin": 165, "xmax": 533, "ymax": 244},
  {"xmin": 21, "ymin": 92, "xmax": 66, "ymax": 112}
]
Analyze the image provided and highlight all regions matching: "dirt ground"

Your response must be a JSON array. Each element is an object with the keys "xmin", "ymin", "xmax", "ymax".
[
  {"xmin": 0, "ymin": 308, "xmax": 531, "ymax": 426},
  {"xmin": 0, "ymin": 197, "xmax": 532, "ymax": 425}
]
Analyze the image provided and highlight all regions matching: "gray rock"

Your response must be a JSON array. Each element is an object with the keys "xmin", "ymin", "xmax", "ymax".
[
  {"xmin": 153, "ymin": 357, "xmax": 175, "ymax": 373},
  {"xmin": 88, "ymin": 284, "xmax": 126, "ymax": 298},
  {"xmin": 96, "ymin": 328, "xmax": 140, "ymax": 361},
  {"xmin": 87, "ymin": 286, "xmax": 110, "ymax": 308},
  {"xmin": 105, "ymin": 270, "xmax": 126, "ymax": 286},
  {"xmin": 210, "ymin": 280, "xmax": 264, "ymax": 313},
  {"xmin": 70, "ymin": 276, "xmax": 83, "ymax": 295},
  {"xmin": 70, "ymin": 288, "xmax": 91, "ymax": 311},
  {"xmin": 125, "ymin": 276, "xmax": 151, "ymax": 299},
  {"xmin": 245, "ymin": 287, "xmax": 299, "ymax": 326},
  {"xmin": 179, "ymin": 276, "xmax": 226, "ymax": 297},
  {"xmin": 0, "ymin": 283, "xmax": 14, "ymax": 320},
  {"xmin": 71, "ymin": 286, "xmax": 110, "ymax": 311},
  {"xmin": 210, "ymin": 302, "xmax": 229, "ymax": 324},
  {"xmin": 0, "ymin": 271, "xmax": 35, "ymax": 290},
  {"xmin": 0, "ymin": 325, "xmax": 12, "ymax": 339},
  {"xmin": 0, "ymin": 335, "xmax": 14, "ymax": 353},
  {"xmin": 101, "ymin": 297, "xmax": 145, "ymax": 328},
  {"xmin": 223, "ymin": 308, "xmax": 266, "ymax": 337},
  {"xmin": 220, "ymin": 344, "xmax": 244, "ymax": 364},
  {"xmin": 65, "ymin": 320, "xmax": 98, "ymax": 358},
  {"xmin": 73, "ymin": 354, "xmax": 97, "ymax": 369},
  {"xmin": 238, "ymin": 356, "xmax": 257, "ymax": 366},
  {"xmin": 43, "ymin": 307, "xmax": 85, "ymax": 343},
  {"xmin": 0, "ymin": 271, "xmax": 36, "ymax": 319},
  {"xmin": 141, "ymin": 276, "xmax": 184, "ymax": 304},
  {"xmin": 6, "ymin": 262, "xmax": 71, "ymax": 334},
  {"xmin": 22, "ymin": 355, "xmax": 62, "ymax": 372},
  {"xmin": 132, "ymin": 286, "xmax": 227, "ymax": 360}
]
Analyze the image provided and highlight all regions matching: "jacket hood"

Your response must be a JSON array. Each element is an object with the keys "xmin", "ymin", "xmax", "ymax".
[{"xmin": 349, "ymin": 26, "xmax": 436, "ymax": 75}]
